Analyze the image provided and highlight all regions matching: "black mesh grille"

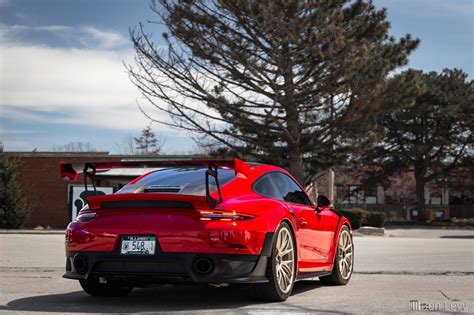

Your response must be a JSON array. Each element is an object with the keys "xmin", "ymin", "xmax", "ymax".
[
  {"xmin": 100, "ymin": 200, "xmax": 194, "ymax": 209},
  {"xmin": 221, "ymin": 260, "xmax": 255, "ymax": 275}
]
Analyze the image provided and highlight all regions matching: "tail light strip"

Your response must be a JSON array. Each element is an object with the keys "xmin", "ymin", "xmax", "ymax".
[{"xmin": 198, "ymin": 210, "xmax": 253, "ymax": 221}]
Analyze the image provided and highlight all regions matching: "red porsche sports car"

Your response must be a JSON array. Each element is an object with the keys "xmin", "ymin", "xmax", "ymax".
[{"xmin": 60, "ymin": 158, "xmax": 353, "ymax": 301}]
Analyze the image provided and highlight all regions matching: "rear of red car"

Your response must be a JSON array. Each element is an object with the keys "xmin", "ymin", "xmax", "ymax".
[{"xmin": 62, "ymin": 160, "xmax": 276, "ymax": 287}]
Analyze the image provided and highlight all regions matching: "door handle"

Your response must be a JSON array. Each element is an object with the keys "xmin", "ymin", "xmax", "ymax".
[{"xmin": 299, "ymin": 218, "xmax": 308, "ymax": 226}]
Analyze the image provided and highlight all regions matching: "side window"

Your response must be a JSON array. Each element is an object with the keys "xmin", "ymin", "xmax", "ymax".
[
  {"xmin": 270, "ymin": 172, "xmax": 312, "ymax": 206},
  {"xmin": 253, "ymin": 174, "xmax": 282, "ymax": 200}
]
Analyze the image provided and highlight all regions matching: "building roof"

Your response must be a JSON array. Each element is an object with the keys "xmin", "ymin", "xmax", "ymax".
[
  {"xmin": 4, "ymin": 151, "xmax": 111, "ymax": 157},
  {"xmin": 4, "ymin": 151, "xmax": 210, "ymax": 159}
]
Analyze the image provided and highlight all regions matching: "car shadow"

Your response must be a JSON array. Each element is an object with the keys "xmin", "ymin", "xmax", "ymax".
[
  {"xmin": 439, "ymin": 235, "xmax": 474, "ymax": 239},
  {"xmin": 0, "ymin": 281, "xmax": 333, "ymax": 313}
]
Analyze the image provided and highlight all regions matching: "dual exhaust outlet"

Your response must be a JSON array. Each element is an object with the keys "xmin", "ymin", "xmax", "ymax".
[
  {"xmin": 192, "ymin": 257, "xmax": 214, "ymax": 275},
  {"xmin": 73, "ymin": 254, "xmax": 89, "ymax": 274}
]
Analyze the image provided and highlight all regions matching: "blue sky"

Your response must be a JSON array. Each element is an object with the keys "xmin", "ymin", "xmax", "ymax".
[{"xmin": 0, "ymin": 0, "xmax": 472, "ymax": 153}]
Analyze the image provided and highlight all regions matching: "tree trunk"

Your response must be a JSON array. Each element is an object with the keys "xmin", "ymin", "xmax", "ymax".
[
  {"xmin": 289, "ymin": 149, "xmax": 304, "ymax": 184},
  {"xmin": 280, "ymin": 42, "xmax": 304, "ymax": 184},
  {"xmin": 414, "ymin": 164, "xmax": 427, "ymax": 222}
]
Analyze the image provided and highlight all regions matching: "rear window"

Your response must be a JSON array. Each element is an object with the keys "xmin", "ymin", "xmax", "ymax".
[{"xmin": 117, "ymin": 167, "xmax": 236, "ymax": 196}]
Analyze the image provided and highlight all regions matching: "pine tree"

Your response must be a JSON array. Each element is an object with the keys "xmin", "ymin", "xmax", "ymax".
[
  {"xmin": 128, "ymin": 0, "xmax": 419, "ymax": 183},
  {"xmin": 134, "ymin": 126, "xmax": 164, "ymax": 155},
  {"xmin": 362, "ymin": 69, "xmax": 473, "ymax": 221},
  {"xmin": 0, "ymin": 146, "xmax": 31, "ymax": 228}
]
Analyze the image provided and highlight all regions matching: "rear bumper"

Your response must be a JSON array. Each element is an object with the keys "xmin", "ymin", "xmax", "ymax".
[{"xmin": 64, "ymin": 232, "xmax": 274, "ymax": 284}]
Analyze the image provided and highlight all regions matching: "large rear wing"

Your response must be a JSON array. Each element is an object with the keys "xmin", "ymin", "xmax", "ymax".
[{"xmin": 60, "ymin": 158, "xmax": 251, "ymax": 208}]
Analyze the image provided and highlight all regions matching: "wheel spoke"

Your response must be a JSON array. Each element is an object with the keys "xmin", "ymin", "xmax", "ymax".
[
  {"xmin": 344, "ymin": 264, "xmax": 349, "ymax": 276},
  {"xmin": 343, "ymin": 259, "xmax": 349, "ymax": 276},
  {"xmin": 278, "ymin": 235, "xmax": 285, "ymax": 252},
  {"xmin": 280, "ymin": 248, "xmax": 293, "ymax": 257},
  {"xmin": 339, "ymin": 249, "xmax": 344, "ymax": 258},
  {"xmin": 278, "ymin": 272, "xmax": 284, "ymax": 287},
  {"xmin": 282, "ymin": 266, "xmax": 290, "ymax": 284},
  {"xmin": 281, "ymin": 233, "xmax": 289, "ymax": 252},
  {"xmin": 276, "ymin": 232, "xmax": 282, "ymax": 251},
  {"xmin": 346, "ymin": 255, "xmax": 353, "ymax": 267},
  {"xmin": 281, "ymin": 263, "xmax": 291, "ymax": 275},
  {"xmin": 345, "ymin": 258, "xmax": 352, "ymax": 272}
]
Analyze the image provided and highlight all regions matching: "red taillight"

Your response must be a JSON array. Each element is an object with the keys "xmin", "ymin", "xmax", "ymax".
[{"xmin": 198, "ymin": 210, "xmax": 253, "ymax": 221}]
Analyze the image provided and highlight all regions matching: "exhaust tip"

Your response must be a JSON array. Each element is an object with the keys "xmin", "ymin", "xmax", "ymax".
[
  {"xmin": 193, "ymin": 257, "xmax": 213, "ymax": 275},
  {"xmin": 73, "ymin": 254, "xmax": 88, "ymax": 274}
]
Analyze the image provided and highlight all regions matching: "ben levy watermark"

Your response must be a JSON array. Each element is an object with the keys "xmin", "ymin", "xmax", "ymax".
[{"xmin": 409, "ymin": 300, "xmax": 468, "ymax": 312}]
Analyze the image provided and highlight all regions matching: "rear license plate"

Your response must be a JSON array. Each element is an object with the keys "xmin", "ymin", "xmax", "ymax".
[{"xmin": 120, "ymin": 236, "xmax": 156, "ymax": 255}]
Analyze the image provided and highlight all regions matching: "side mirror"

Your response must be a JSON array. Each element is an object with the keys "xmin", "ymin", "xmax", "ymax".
[{"xmin": 316, "ymin": 194, "xmax": 330, "ymax": 207}]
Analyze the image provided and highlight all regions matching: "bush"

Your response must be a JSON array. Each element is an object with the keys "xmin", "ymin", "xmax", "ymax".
[
  {"xmin": 0, "ymin": 149, "xmax": 30, "ymax": 228},
  {"xmin": 340, "ymin": 208, "xmax": 366, "ymax": 230},
  {"xmin": 340, "ymin": 208, "xmax": 386, "ymax": 229},
  {"xmin": 364, "ymin": 211, "xmax": 386, "ymax": 228}
]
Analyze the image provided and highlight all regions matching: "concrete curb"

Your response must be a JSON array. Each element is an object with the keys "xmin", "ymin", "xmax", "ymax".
[
  {"xmin": 0, "ymin": 229, "xmax": 65, "ymax": 235},
  {"xmin": 355, "ymin": 226, "xmax": 385, "ymax": 236}
]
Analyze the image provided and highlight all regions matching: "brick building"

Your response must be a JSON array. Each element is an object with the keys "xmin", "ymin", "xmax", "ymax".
[
  {"xmin": 316, "ymin": 167, "xmax": 473, "ymax": 221},
  {"xmin": 6, "ymin": 152, "xmax": 208, "ymax": 228}
]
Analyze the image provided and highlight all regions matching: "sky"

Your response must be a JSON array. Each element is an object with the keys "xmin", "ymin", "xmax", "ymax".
[{"xmin": 0, "ymin": 0, "xmax": 472, "ymax": 153}]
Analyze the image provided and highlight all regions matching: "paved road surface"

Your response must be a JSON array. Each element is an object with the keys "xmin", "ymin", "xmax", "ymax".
[{"xmin": 0, "ymin": 229, "xmax": 473, "ymax": 314}]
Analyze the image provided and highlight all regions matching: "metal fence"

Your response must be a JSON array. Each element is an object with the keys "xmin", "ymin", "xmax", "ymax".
[{"xmin": 449, "ymin": 205, "xmax": 474, "ymax": 219}]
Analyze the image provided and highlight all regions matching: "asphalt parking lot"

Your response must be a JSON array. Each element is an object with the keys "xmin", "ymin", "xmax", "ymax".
[{"xmin": 0, "ymin": 229, "xmax": 473, "ymax": 314}]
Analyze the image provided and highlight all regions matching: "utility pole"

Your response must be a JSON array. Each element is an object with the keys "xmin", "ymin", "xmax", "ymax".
[{"xmin": 328, "ymin": 168, "xmax": 335, "ymax": 205}]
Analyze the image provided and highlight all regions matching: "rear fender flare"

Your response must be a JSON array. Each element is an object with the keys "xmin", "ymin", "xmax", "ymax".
[
  {"xmin": 274, "ymin": 219, "xmax": 299, "ymax": 272},
  {"xmin": 330, "ymin": 217, "xmax": 352, "ymax": 265}
]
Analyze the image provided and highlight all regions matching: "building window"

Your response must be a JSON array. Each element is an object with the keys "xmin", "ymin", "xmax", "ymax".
[
  {"xmin": 336, "ymin": 185, "xmax": 378, "ymax": 204},
  {"xmin": 364, "ymin": 187, "xmax": 377, "ymax": 204},
  {"xmin": 429, "ymin": 192, "xmax": 442, "ymax": 205},
  {"xmin": 336, "ymin": 185, "xmax": 351, "ymax": 204}
]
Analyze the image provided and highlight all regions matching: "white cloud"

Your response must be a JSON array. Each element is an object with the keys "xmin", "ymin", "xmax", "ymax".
[
  {"xmin": 1, "ymin": 44, "xmax": 134, "ymax": 109},
  {"xmin": 79, "ymin": 26, "xmax": 129, "ymax": 49},
  {"xmin": 0, "ymin": 24, "xmax": 129, "ymax": 49},
  {"xmin": 0, "ymin": 25, "xmax": 172, "ymax": 132},
  {"xmin": 34, "ymin": 25, "xmax": 73, "ymax": 32}
]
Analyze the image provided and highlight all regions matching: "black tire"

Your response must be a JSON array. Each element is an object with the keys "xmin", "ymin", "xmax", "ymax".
[
  {"xmin": 252, "ymin": 222, "xmax": 296, "ymax": 301},
  {"xmin": 320, "ymin": 225, "xmax": 353, "ymax": 285},
  {"xmin": 79, "ymin": 278, "xmax": 133, "ymax": 296}
]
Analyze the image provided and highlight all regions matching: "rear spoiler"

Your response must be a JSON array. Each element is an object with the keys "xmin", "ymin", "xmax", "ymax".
[{"xmin": 60, "ymin": 158, "xmax": 251, "ymax": 208}]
